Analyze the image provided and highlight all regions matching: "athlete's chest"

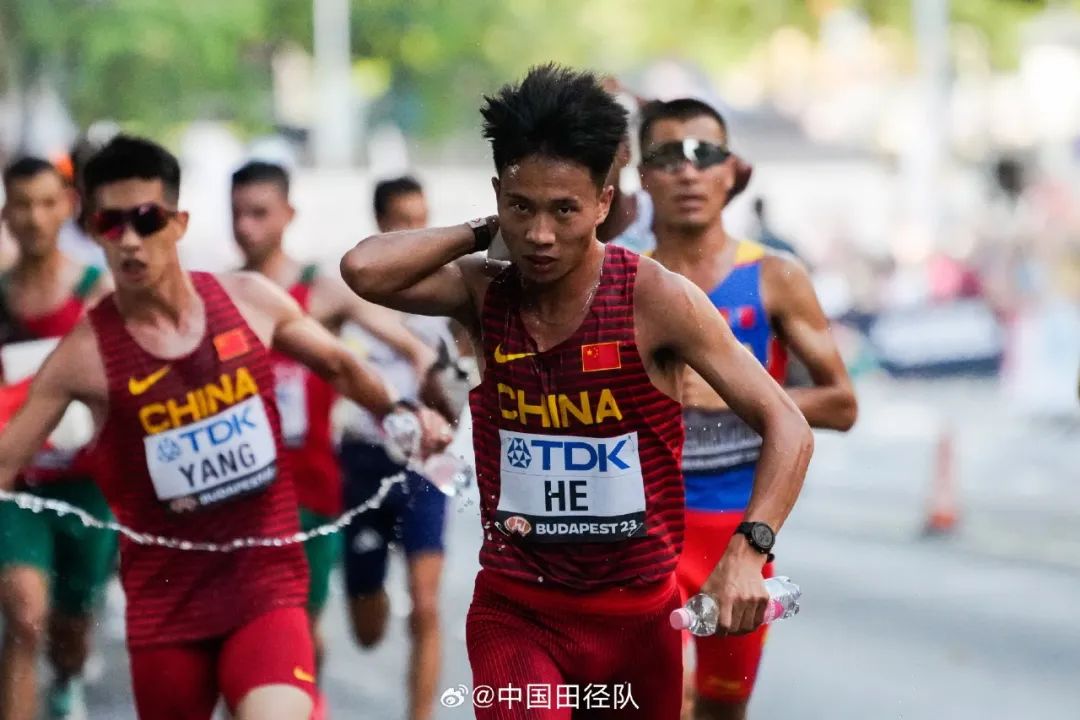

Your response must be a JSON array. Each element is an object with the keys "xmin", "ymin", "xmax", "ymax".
[{"xmin": 116, "ymin": 345, "xmax": 280, "ymax": 514}]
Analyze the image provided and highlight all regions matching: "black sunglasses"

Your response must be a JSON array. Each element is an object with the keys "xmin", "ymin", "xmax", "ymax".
[
  {"xmin": 90, "ymin": 203, "xmax": 177, "ymax": 242},
  {"xmin": 642, "ymin": 139, "xmax": 732, "ymax": 172}
]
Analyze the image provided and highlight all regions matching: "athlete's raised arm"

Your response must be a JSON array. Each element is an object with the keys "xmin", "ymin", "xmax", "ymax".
[
  {"xmin": 637, "ymin": 259, "xmax": 814, "ymax": 635},
  {"xmin": 340, "ymin": 219, "xmax": 504, "ymax": 327},
  {"xmin": 762, "ymin": 254, "xmax": 857, "ymax": 431},
  {"xmin": 0, "ymin": 324, "xmax": 103, "ymax": 491},
  {"xmin": 225, "ymin": 272, "xmax": 398, "ymax": 412},
  {"xmin": 314, "ymin": 271, "xmax": 458, "ymax": 421}
]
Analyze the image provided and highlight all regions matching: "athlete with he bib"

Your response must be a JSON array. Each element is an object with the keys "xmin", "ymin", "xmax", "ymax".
[
  {"xmin": 0, "ymin": 136, "xmax": 450, "ymax": 720},
  {"xmin": 342, "ymin": 65, "xmax": 814, "ymax": 719}
]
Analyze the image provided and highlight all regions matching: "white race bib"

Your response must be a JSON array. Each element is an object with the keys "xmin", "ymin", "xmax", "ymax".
[
  {"xmin": 495, "ymin": 429, "xmax": 646, "ymax": 543},
  {"xmin": 273, "ymin": 363, "xmax": 309, "ymax": 448},
  {"xmin": 144, "ymin": 395, "xmax": 278, "ymax": 513}
]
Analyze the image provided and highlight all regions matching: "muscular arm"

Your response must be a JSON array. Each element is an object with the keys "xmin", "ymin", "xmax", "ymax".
[
  {"xmin": 638, "ymin": 260, "xmax": 813, "ymax": 634},
  {"xmin": 317, "ymin": 274, "xmax": 459, "ymax": 420},
  {"xmin": 339, "ymin": 223, "xmax": 502, "ymax": 327},
  {"xmin": 316, "ymin": 274, "xmax": 438, "ymax": 374},
  {"xmin": 227, "ymin": 273, "xmax": 397, "ymax": 418},
  {"xmin": 640, "ymin": 261, "xmax": 813, "ymax": 534},
  {"xmin": 763, "ymin": 255, "xmax": 857, "ymax": 431}
]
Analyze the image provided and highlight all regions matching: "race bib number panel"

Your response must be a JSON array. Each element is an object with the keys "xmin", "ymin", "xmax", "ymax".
[
  {"xmin": 144, "ymin": 395, "xmax": 278, "ymax": 513},
  {"xmin": 495, "ymin": 429, "xmax": 646, "ymax": 543},
  {"xmin": 682, "ymin": 409, "xmax": 762, "ymax": 473},
  {"xmin": 273, "ymin": 363, "xmax": 309, "ymax": 448}
]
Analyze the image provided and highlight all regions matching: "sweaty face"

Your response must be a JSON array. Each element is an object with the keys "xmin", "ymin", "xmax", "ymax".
[
  {"xmin": 1, "ymin": 171, "xmax": 72, "ymax": 259},
  {"xmin": 640, "ymin": 116, "xmax": 735, "ymax": 233},
  {"xmin": 495, "ymin": 155, "xmax": 612, "ymax": 284},
  {"xmin": 378, "ymin": 191, "xmax": 429, "ymax": 232},
  {"xmin": 93, "ymin": 178, "xmax": 187, "ymax": 291},
  {"xmin": 231, "ymin": 182, "xmax": 292, "ymax": 265}
]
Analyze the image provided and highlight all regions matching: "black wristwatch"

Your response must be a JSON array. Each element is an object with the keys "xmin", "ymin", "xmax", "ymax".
[
  {"xmin": 466, "ymin": 216, "xmax": 498, "ymax": 253},
  {"xmin": 734, "ymin": 521, "xmax": 776, "ymax": 556}
]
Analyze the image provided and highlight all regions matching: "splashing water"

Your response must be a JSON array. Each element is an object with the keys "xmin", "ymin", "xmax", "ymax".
[{"xmin": 0, "ymin": 471, "xmax": 407, "ymax": 553}]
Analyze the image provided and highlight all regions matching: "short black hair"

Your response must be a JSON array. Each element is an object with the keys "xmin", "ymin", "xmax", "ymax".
[
  {"xmin": 3, "ymin": 157, "xmax": 60, "ymax": 193},
  {"xmin": 232, "ymin": 161, "xmax": 290, "ymax": 197},
  {"xmin": 480, "ymin": 64, "xmax": 627, "ymax": 187},
  {"xmin": 373, "ymin": 176, "xmax": 423, "ymax": 219},
  {"xmin": 83, "ymin": 135, "xmax": 181, "ymax": 207},
  {"xmin": 638, "ymin": 98, "xmax": 728, "ymax": 150}
]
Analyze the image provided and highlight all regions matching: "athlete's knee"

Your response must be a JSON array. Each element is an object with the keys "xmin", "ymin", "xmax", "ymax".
[
  {"xmin": 408, "ymin": 598, "xmax": 439, "ymax": 639},
  {"xmin": 2, "ymin": 608, "xmax": 47, "ymax": 652},
  {"xmin": 694, "ymin": 697, "xmax": 749, "ymax": 720},
  {"xmin": 1, "ymin": 582, "xmax": 49, "ymax": 652},
  {"xmin": 349, "ymin": 591, "xmax": 389, "ymax": 649}
]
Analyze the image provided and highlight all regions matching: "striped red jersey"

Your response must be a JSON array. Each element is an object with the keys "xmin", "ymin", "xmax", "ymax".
[
  {"xmin": 469, "ymin": 244, "xmax": 685, "ymax": 592},
  {"xmin": 88, "ymin": 272, "xmax": 308, "ymax": 649}
]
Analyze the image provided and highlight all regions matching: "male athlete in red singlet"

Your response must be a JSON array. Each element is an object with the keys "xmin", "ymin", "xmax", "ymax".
[
  {"xmin": 229, "ymin": 161, "xmax": 440, "ymax": 692},
  {"xmin": 639, "ymin": 99, "xmax": 857, "ymax": 720},
  {"xmin": 342, "ymin": 65, "xmax": 814, "ymax": 719},
  {"xmin": 0, "ymin": 157, "xmax": 113, "ymax": 720},
  {"xmin": 0, "ymin": 136, "xmax": 450, "ymax": 720}
]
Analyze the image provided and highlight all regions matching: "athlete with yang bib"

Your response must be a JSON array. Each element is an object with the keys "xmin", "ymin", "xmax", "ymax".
[
  {"xmin": 0, "ymin": 136, "xmax": 451, "ymax": 720},
  {"xmin": 342, "ymin": 65, "xmax": 815, "ymax": 719}
]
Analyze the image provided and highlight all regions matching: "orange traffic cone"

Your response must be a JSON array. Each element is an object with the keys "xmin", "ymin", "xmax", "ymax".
[{"xmin": 923, "ymin": 426, "xmax": 959, "ymax": 536}]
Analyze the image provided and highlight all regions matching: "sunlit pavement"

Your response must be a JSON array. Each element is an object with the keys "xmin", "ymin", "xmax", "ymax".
[{"xmin": 61, "ymin": 377, "xmax": 1080, "ymax": 718}]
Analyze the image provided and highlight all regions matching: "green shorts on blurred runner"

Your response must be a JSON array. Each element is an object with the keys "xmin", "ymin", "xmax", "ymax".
[
  {"xmin": 0, "ymin": 479, "xmax": 117, "ymax": 616},
  {"xmin": 300, "ymin": 507, "xmax": 341, "ymax": 616}
]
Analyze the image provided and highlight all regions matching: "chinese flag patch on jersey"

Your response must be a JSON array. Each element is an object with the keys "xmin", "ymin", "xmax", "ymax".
[
  {"xmin": 213, "ymin": 328, "xmax": 251, "ymax": 362},
  {"xmin": 581, "ymin": 341, "xmax": 621, "ymax": 372}
]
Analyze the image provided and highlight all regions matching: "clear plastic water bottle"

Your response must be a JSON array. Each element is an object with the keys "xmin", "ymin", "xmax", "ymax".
[
  {"xmin": 382, "ymin": 410, "xmax": 473, "ymax": 497},
  {"xmin": 421, "ymin": 452, "xmax": 474, "ymax": 497},
  {"xmin": 670, "ymin": 577, "xmax": 802, "ymax": 636}
]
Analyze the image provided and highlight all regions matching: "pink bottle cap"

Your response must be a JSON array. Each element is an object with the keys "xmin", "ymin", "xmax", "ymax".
[{"xmin": 670, "ymin": 608, "xmax": 692, "ymax": 630}]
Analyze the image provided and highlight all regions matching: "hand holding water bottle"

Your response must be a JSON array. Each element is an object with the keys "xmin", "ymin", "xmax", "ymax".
[
  {"xmin": 381, "ymin": 402, "xmax": 472, "ymax": 497},
  {"xmin": 382, "ymin": 402, "xmax": 453, "ymax": 462},
  {"xmin": 696, "ymin": 542, "xmax": 775, "ymax": 635},
  {"xmin": 672, "ymin": 577, "xmax": 801, "ymax": 637}
]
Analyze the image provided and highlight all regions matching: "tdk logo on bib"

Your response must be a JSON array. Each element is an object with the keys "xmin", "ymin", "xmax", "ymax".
[
  {"xmin": 504, "ymin": 436, "xmax": 631, "ymax": 473},
  {"xmin": 506, "ymin": 438, "xmax": 532, "ymax": 468},
  {"xmin": 154, "ymin": 404, "xmax": 261, "ymax": 461}
]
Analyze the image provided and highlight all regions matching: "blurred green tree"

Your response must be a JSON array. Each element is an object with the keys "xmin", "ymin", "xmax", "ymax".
[{"xmin": 0, "ymin": 0, "xmax": 1075, "ymax": 145}]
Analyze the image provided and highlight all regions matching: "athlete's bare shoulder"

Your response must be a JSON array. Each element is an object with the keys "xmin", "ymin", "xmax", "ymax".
[
  {"xmin": 214, "ymin": 271, "xmax": 301, "ymax": 346},
  {"xmin": 758, "ymin": 249, "xmax": 815, "ymax": 314},
  {"xmin": 217, "ymin": 270, "xmax": 296, "ymax": 311},
  {"xmin": 632, "ymin": 254, "xmax": 705, "ymax": 348}
]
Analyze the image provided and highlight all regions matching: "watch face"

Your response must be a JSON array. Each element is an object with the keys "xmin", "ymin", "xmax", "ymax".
[{"xmin": 751, "ymin": 523, "xmax": 775, "ymax": 550}]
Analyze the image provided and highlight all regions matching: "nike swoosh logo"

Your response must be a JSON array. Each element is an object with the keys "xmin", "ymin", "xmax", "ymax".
[
  {"xmin": 493, "ymin": 344, "xmax": 536, "ymax": 364},
  {"xmin": 293, "ymin": 666, "xmax": 316, "ymax": 684},
  {"xmin": 128, "ymin": 365, "xmax": 171, "ymax": 396}
]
